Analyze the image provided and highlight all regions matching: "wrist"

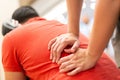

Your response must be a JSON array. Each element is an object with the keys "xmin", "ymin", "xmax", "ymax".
[
  {"xmin": 67, "ymin": 32, "xmax": 79, "ymax": 38},
  {"xmin": 67, "ymin": 31, "xmax": 79, "ymax": 38},
  {"xmin": 86, "ymin": 49, "xmax": 102, "ymax": 61},
  {"xmin": 67, "ymin": 25, "xmax": 79, "ymax": 37}
]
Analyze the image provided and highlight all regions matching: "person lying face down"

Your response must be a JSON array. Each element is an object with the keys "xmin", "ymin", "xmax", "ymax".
[{"xmin": 2, "ymin": 6, "xmax": 120, "ymax": 80}]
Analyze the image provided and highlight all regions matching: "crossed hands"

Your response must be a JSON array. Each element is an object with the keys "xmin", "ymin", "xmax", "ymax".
[{"xmin": 48, "ymin": 33, "xmax": 98, "ymax": 76}]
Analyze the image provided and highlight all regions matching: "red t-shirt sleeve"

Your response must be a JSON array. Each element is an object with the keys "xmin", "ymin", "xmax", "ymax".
[{"xmin": 2, "ymin": 35, "xmax": 23, "ymax": 72}]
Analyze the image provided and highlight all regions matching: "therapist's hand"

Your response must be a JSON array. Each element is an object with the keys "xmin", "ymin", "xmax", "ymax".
[
  {"xmin": 48, "ymin": 33, "xmax": 80, "ymax": 63},
  {"xmin": 58, "ymin": 48, "xmax": 99, "ymax": 76}
]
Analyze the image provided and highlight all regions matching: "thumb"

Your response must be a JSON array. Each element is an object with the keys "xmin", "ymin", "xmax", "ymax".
[
  {"xmin": 64, "ymin": 49, "xmax": 72, "ymax": 53},
  {"xmin": 71, "ymin": 41, "xmax": 79, "ymax": 52}
]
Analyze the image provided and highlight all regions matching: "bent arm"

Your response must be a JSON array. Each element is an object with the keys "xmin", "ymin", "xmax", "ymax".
[
  {"xmin": 5, "ymin": 72, "xmax": 26, "ymax": 80},
  {"xmin": 87, "ymin": 0, "xmax": 120, "ymax": 58},
  {"xmin": 66, "ymin": 0, "xmax": 83, "ymax": 36}
]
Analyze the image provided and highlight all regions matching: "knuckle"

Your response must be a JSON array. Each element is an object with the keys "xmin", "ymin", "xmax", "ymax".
[
  {"xmin": 56, "ymin": 49, "xmax": 59, "ymax": 53},
  {"xmin": 73, "ymin": 63, "xmax": 77, "ymax": 67},
  {"xmin": 53, "ymin": 49, "xmax": 57, "ymax": 53},
  {"xmin": 51, "ymin": 44, "xmax": 54, "ymax": 49},
  {"xmin": 60, "ymin": 58, "xmax": 64, "ymax": 62},
  {"xmin": 60, "ymin": 64, "xmax": 64, "ymax": 68},
  {"xmin": 61, "ymin": 39, "xmax": 68, "ymax": 43},
  {"xmin": 64, "ymin": 39, "xmax": 69, "ymax": 43},
  {"xmin": 56, "ymin": 49, "xmax": 61, "ymax": 54},
  {"xmin": 61, "ymin": 62, "xmax": 66, "ymax": 67},
  {"xmin": 79, "ymin": 63, "xmax": 84, "ymax": 68}
]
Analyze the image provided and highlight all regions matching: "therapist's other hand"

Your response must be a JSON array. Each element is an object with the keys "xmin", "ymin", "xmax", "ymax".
[
  {"xmin": 48, "ymin": 33, "xmax": 80, "ymax": 63},
  {"xmin": 58, "ymin": 48, "xmax": 99, "ymax": 76}
]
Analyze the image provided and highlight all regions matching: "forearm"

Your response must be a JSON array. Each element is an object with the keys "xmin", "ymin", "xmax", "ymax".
[
  {"xmin": 5, "ymin": 72, "xmax": 26, "ymax": 80},
  {"xmin": 66, "ymin": 0, "xmax": 83, "ymax": 36},
  {"xmin": 88, "ymin": 0, "xmax": 119, "ymax": 58}
]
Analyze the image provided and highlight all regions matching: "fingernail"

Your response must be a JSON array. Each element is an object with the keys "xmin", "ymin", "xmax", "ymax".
[
  {"xmin": 67, "ymin": 73, "xmax": 71, "ymax": 76},
  {"xmin": 56, "ymin": 59, "xmax": 59, "ymax": 63},
  {"xmin": 52, "ymin": 59, "xmax": 55, "ymax": 63},
  {"xmin": 50, "ymin": 55, "xmax": 52, "ymax": 60}
]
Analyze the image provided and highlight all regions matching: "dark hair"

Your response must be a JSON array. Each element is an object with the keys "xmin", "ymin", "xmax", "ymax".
[
  {"xmin": 12, "ymin": 6, "xmax": 39, "ymax": 23},
  {"xmin": 2, "ymin": 6, "xmax": 39, "ymax": 36}
]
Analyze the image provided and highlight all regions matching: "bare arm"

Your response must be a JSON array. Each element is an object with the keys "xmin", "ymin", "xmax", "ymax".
[
  {"xmin": 48, "ymin": 0, "xmax": 83, "ymax": 62},
  {"xmin": 57, "ymin": 0, "xmax": 120, "ymax": 75},
  {"xmin": 67, "ymin": 0, "xmax": 83, "ymax": 36},
  {"xmin": 87, "ymin": 0, "xmax": 120, "ymax": 58},
  {"xmin": 5, "ymin": 72, "xmax": 26, "ymax": 80}
]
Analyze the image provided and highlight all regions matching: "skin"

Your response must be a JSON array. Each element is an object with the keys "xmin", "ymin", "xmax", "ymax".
[
  {"xmin": 4, "ymin": 0, "xmax": 120, "ymax": 79},
  {"xmin": 5, "ymin": 72, "xmax": 26, "ymax": 80},
  {"xmin": 87, "ymin": 0, "xmax": 119, "ymax": 57},
  {"xmin": 48, "ymin": 0, "xmax": 120, "ymax": 75},
  {"xmin": 48, "ymin": 0, "xmax": 83, "ymax": 63},
  {"xmin": 4, "ymin": 21, "xmax": 27, "ymax": 80},
  {"xmin": 58, "ymin": 48, "xmax": 98, "ymax": 76},
  {"xmin": 48, "ymin": 33, "xmax": 80, "ymax": 63},
  {"xmin": 66, "ymin": 0, "xmax": 83, "ymax": 36}
]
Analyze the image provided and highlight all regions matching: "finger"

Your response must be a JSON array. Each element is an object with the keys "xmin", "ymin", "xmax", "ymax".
[
  {"xmin": 67, "ymin": 67, "xmax": 82, "ymax": 76},
  {"xmin": 59, "ymin": 60, "xmax": 72, "ymax": 70},
  {"xmin": 59, "ymin": 64, "xmax": 76, "ymax": 73},
  {"xmin": 58, "ymin": 54, "xmax": 74, "ymax": 65},
  {"xmin": 55, "ymin": 43, "xmax": 68, "ymax": 63},
  {"xmin": 52, "ymin": 42, "xmax": 61, "ymax": 63},
  {"xmin": 50, "ymin": 44, "xmax": 54, "ymax": 60},
  {"xmin": 51, "ymin": 38, "xmax": 64, "ymax": 62},
  {"xmin": 64, "ymin": 48, "xmax": 72, "ymax": 53},
  {"xmin": 50, "ymin": 41, "xmax": 56, "ymax": 59},
  {"xmin": 50, "ymin": 42, "xmax": 58, "ymax": 61},
  {"xmin": 48, "ymin": 38, "xmax": 56, "ymax": 50},
  {"xmin": 71, "ymin": 41, "xmax": 80, "ymax": 52}
]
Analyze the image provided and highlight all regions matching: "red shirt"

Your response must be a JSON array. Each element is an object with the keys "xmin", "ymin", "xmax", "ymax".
[{"xmin": 2, "ymin": 17, "xmax": 120, "ymax": 80}]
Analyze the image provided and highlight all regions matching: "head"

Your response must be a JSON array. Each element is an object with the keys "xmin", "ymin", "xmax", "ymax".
[
  {"xmin": 12, "ymin": 6, "xmax": 39, "ymax": 24},
  {"xmin": 2, "ymin": 6, "xmax": 39, "ymax": 36}
]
